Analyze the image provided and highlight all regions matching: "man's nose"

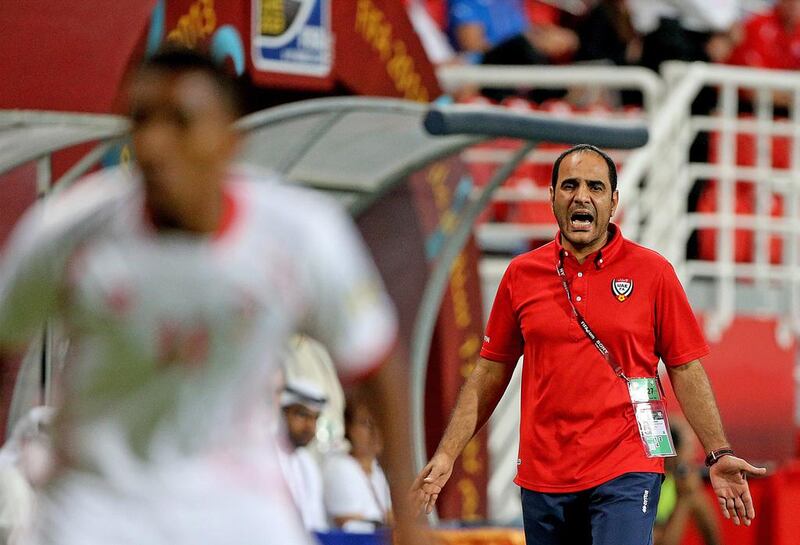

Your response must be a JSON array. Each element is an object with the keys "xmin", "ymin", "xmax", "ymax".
[
  {"xmin": 574, "ymin": 182, "xmax": 591, "ymax": 203},
  {"xmin": 133, "ymin": 121, "xmax": 175, "ymax": 162}
]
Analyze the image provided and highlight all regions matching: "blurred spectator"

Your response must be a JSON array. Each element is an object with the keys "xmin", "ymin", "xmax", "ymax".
[
  {"xmin": 278, "ymin": 379, "xmax": 329, "ymax": 532},
  {"xmin": 727, "ymin": 0, "xmax": 800, "ymax": 108},
  {"xmin": 448, "ymin": 0, "xmax": 578, "ymax": 100},
  {"xmin": 628, "ymin": 0, "xmax": 740, "ymax": 70},
  {"xmin": 523, "ymin": 1, "xmax": 581, "ymax": 64},
  {"xmin": 448, "ymin": 0, "xmax": 534, "ymax": 64},
  {"xmin": 654, "ymin": 418, "xmax": 722, "ymax": 545},
  {"xmin": 574, "ymin": 0, "xmax": 641, "ymax": 66},
  {"xmin": 323, "ymin": 397, "xmax": 392, "ymax": 533},
  {"xmin": 728, "ymin": 0, "xmax": 800, "ymax": 70}
]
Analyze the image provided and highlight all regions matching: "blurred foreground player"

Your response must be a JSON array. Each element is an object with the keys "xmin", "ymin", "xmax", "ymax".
[
  {"xmin": 414, "ymin": 144, "xmax": 765, "ymax": 545},
  {"xmin": 0, "ymin": 48, "xmax": 423, "ymax": 545}
]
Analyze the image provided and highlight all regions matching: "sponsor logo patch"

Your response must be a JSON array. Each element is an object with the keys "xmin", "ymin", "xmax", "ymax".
[{"xmin": 611, "ymin": 278, "xmax": 634, "ymax": 302}]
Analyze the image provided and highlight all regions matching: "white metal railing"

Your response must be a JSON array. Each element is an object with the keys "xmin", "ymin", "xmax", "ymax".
[
  {"xmin": 622, "ymin": 61, "xmax": 800, "ymax": 342},
  {"xmin": 437, "ymin": 64, "xmax": 664, "ymax": 114}
]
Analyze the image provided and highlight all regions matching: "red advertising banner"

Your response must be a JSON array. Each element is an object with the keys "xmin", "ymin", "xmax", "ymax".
[
  {"xmin": 0, "ymin": 0, "xmax": 438, "ymax": 113},
  {"xmin": 0, "ymin": 0, "xmax": 157, "ymax": 112},
  {"xmin": 333, "ymin": 0, "xmax": 440, "ymax": 101}
]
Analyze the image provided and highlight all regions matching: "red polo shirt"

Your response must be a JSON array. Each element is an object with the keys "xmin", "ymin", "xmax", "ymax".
[{"xmin": 480, "ymin": 225, "xmax": 708, "ymax": 493}]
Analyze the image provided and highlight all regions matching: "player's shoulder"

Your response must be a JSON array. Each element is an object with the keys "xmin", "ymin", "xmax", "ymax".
[
  {"xmin": 230, "ymin": 165, "xmax": 353, "ymax": 235},
  {"xmin": 34, "ymin": 167, "xmax": 136, "ymax": 235}
]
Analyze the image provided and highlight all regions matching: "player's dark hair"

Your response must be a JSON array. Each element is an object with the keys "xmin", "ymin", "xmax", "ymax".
[
  {"xmin": 138, "ymin": 46, "xmax": 244, "ymax": 117},
  {"xmin": 551, "ymin": 144, "xmax": 618, "ymax": 192}
]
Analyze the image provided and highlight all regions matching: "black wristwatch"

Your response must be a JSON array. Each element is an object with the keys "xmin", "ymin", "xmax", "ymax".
[{"xmin": 705, "ymin": 447, "xmax": 735, "ymax": 467}]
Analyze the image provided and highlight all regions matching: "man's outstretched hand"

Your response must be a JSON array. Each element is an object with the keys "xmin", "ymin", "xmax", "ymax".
[{"xmin": 709, "ymin": 455, "xmax": 767, "ymax": 526}]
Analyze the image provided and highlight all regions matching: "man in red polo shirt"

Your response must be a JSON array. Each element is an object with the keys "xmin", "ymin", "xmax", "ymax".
[{"xmin": 413, "ymin": 144, "xmax": 765, "ymax": 544}]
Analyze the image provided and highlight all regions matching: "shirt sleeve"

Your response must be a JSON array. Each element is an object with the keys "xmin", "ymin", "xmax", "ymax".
[
  {"xmin": 302, "ymin": 204, "xmax": 398, "ymax": 382},
  {"xmin": 653, "ymin": 262, "xmax": 710, "ymax": 366},
  {"xmin": 479, "ymin": 262, "xmax": 523, "ymax": 364},
  {"xmin": 0, "ymin": 171, "xmax": 123, "ymax": 347},
  {"xmin": 0, "ymin": 202, "xmax": 67, "ymax": 346}
]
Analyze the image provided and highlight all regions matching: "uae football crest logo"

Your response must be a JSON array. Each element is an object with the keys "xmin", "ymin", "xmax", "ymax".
[{"xmin": 611, "ymin": 278, "xmax": 634, "ymax": 302}]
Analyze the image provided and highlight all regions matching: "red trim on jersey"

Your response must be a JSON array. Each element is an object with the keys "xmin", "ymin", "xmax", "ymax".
[
  {"xmin": 480, "ymin": 224, "xmax": 709, "ymax": 492},
  {"xmin": 337, "ymin": 334, "xmax": 400, "ymax": 387},
  {"xmin": 212, "ymin": 188, "xmax": 237, "ymax": 241}
]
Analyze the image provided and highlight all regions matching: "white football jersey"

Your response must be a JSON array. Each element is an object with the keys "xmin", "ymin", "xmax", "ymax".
[{"xmin": 0, "ymin": 166, "xmax": 398, "ymax": 545}]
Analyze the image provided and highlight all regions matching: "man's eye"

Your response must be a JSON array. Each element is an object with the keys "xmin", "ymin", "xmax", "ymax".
[
  {"xmin": 170, "ymin": 110, "xmax": 191, "ymax": 129},
  {"xmin": 130, "ymin": 109, "xmax": 147, "ymax": 126}
]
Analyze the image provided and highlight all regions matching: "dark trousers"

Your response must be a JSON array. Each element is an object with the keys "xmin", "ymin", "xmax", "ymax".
[{"xmin": 521, "ymin": 472, "xmax": 662, "ymax": 545}]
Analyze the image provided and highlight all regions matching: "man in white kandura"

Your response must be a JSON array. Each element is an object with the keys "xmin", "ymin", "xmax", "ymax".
[
  {"xmin": 277, "ymin": 378, "xmax": 328, "ymax": 532},
  {"xmin": 0, "ymin": 48, "xmax": 423, "ymax": 545}
]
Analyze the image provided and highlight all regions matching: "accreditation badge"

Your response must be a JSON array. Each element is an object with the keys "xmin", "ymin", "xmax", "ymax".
[{"xmin": 627, "ymin": 378, "xmax": 676, "ymax": 458}]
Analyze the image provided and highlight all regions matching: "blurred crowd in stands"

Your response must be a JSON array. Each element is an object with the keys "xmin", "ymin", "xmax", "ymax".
[{"xmin": 406, "ymin": 0, "xmax": 800, "ymax": 88}]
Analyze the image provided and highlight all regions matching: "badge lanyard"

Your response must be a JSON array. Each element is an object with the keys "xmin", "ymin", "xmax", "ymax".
[
  {"xmin": 556, "ymin": 254, "xmax": 628, "ymax": 382},
  {"xmin": 556, "ymin": 252, "xmax": 676, "ymax": 458}
]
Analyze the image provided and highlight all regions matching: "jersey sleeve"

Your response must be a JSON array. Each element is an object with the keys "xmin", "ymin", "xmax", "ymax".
[
  {"xmin": 479, "ymin": 262, "xmax": 523, "ymax": 364},
  {"xmin": 302, "ymin": 204, "xmax": 398, "ymax": 383},
  {"xmin": 0, "ymin": 201, "xmax": 67, "ymax": 346},
  {"xmin": 653, "ymin": 262, "xmax": 710, "ymax": 366},
  {"xmin": 0, "ymin": 171, "xmax": 124, "ymax": 346}
]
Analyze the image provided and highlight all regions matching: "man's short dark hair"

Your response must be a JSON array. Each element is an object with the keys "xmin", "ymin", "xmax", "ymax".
[
  {"xmin": 138, "ymin": 46, "xmax": 244, "ymax": 117},
  {"xmin": 551, "ymin": 144, "xmax": 618, "ymax": 192}
]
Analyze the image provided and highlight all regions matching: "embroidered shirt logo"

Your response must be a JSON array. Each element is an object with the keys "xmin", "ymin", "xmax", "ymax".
[{"xmin": 611, "ymin": 278, "xmax": 634, "ymax": 302}]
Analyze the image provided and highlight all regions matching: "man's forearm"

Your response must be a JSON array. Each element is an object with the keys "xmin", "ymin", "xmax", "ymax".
[
  {"xmin": 666, "ymin": 360, "xmax": 729, "ymax": 452},
  {"xmin": 435, "ymin": 357, "xmax": 515, "ymax": 460}
]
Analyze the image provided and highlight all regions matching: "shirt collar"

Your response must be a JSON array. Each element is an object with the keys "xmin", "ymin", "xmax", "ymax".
[{"xmin": 554, "ymin": 223, "xmax": 623, "ymax": 270}]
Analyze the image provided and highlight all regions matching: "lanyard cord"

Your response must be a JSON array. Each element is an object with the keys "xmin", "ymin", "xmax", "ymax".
[
  {"xmin": 556, "ymin": 252, "xmax": 629, "ymax": 383},
  {"xmin": 360, "ymin": 460, "xmax": 389, "ymax": 523}
]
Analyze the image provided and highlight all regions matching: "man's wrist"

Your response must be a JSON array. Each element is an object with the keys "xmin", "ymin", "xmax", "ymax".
[
  {"xmin": 433, "ymin": 448, "xmax": 456, "ymax": 463},
  {"xmin": 705, "ymin": 447, "xmax": 735, "ymax": 467}
]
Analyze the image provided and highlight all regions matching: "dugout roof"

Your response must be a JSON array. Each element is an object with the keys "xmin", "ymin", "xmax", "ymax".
[
  {"xmin": 0, "ymin": 111, "xmax": 128, "ymax": 175},
  {"xmin": 236, "ymin": 97, "xmax": 481, "ymax": 216}
]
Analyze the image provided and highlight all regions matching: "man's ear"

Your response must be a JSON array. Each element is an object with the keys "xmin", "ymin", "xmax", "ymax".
[{"xmin": 610, "ymin": 190, "xmax": 619, "ymax": 217}]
